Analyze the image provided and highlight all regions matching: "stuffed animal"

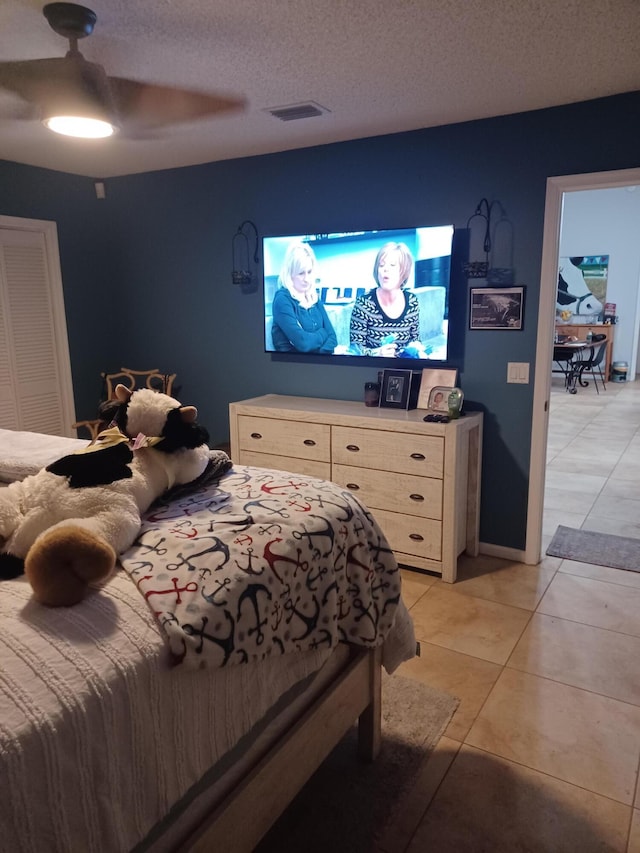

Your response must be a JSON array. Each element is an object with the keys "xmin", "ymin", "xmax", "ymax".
[{"xmin": 0, "ymin": 384, "xmax": 212, "ymax": 606}]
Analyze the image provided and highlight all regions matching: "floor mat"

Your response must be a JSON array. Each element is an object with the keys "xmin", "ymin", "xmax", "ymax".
[{"xmin": 546, "ymin": 525, "xmax": 640, "ymax": 572}]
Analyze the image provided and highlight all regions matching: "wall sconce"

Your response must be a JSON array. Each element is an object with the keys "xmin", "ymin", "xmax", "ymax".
[
  {"xmin": 232, "ymin": 220, "xmax": 259, "ymax": 287},
  {"xmin": 463, "ymin": 198, "xmax": 493, "ymax": 279},
  {"xmin": 463, "ymin": 198, "xmax": 514, "ymax": 285}
]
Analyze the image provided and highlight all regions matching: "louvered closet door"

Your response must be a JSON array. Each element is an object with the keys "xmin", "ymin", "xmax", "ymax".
[{"xmin": 0, "ymin": 226, "xmax": 74, "ymax": 434}]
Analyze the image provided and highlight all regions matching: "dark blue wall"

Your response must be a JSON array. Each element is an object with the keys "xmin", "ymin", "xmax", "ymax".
[
  {"xmin": 1, "ymin": 91, "xmax": 639, "ymax": 551},
  {"xmin": 0, "ymin": 160, "xmax": 122, "ymax": 408}
]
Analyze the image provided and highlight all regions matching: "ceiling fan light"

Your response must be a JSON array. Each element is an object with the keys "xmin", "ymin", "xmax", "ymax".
[
  {"xmin": 38, "ymin": 53, "xmax": 119, "ymax": 139},
  {"xmin": 43, "ymin": 114, "xmax": 116, "ymax": 138}
]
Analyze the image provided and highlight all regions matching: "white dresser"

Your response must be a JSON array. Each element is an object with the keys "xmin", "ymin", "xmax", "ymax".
[{"xmin": 229, "ymin": 394, "xmax": 483, "ymax": 583}]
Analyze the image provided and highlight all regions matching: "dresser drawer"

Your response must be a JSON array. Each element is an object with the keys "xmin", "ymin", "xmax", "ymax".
[
  {"xmin": 333, "ymin": 463, "xmax": 442, "ymax": 520},
  {"xmin": 332, "ymin": 426, "xmax": 444, "ymax": 478},
  {"xmin": 372, "ymin": 508, "xmax": 441, "ymax": 561},
  {"xmin": 230, "ymin": 395, "xmax": 483, "ymax": 583},
  {"xmin": 238, "ymin": 450, "xmax": 330, "ymax": 480},
  {"xmin": 237, "ymin": 415, "xmax": 330, "ymax": 462}
]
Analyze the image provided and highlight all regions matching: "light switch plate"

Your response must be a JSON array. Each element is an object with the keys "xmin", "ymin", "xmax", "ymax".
[{"xmin": 507, "ymin": 362, "xmax": 529, "ymax": 383}]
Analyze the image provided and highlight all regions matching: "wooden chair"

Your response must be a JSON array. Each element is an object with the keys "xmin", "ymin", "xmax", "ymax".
[{"xmin": 73, "ymin": 368, "xmax": 177, "ymax": 440}]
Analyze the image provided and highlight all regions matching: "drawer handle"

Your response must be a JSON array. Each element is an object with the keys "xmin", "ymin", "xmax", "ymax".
[
  {"xmin": 409, "ymin": 493, "xmax": 424, "ymax": 502},
  {"xmin": 409, "ymin": 533, "xmax": 424, "ymax": 541},
  {"xmin": 410, "ymin": 452, "xmax": 425, "ymax": 460},
  {"xmin": 346, "ymin": 483, "xmax": 360, "ymax": 490},
  {"xmin": 346, "ymin": 444, "xmax": 360, "ymax": 452},
  {"xmin": 250, "ymin": 432, "xmax": 262, "ymax": 440},
  {"xmin": 303, "ymin": 439, "xmax": 316, "ymax": 446}
]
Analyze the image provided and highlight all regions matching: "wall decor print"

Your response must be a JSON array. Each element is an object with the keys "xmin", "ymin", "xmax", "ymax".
[
  {"xmin": 469, "ymin": 286, "xmax": 524, "ymax": 330},
  {"xmin": 556, "ymin": 255, "xmax": 609, "ymax": 324}
]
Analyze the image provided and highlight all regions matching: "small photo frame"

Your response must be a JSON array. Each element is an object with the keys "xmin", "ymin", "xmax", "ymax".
[
  {"xmin": 469, "ymin": 286, "xmax": 525, "ymax": 330},
  {"xmin": 379, "ymin": 369, "xmax": 412, "ymax": 409},
  {"xmin": 416, "ymin": 367, "xmax": 458, "ymax": 410},
  {"xmin": 427, "ymin": 386, "xmax": 451, "ymax": 413}
]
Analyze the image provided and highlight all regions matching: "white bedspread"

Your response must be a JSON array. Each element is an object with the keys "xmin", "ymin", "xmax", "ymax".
[
  {"xmin": 0, "ymin": 428, "xmax": 87, "ymax": 482},
  {"xmin": 0, "ymin": 570, "xmax": 337, "ymax": 853},
  {"xmin": 1, "ymin": 571, "xmax": 415, "ymax": 852}
]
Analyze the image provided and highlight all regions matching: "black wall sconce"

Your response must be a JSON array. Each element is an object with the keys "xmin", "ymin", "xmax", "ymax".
[
  {"xmin": 232, "ymin": 220, "xmax": 259, "ymax": 287},
  {"xmin": 463, "ymin": 198, "xmax": 514, "ymax": 285},
  {"xmin": 463, "ymin": 198, "xmax": 493, "ymax": 279}
]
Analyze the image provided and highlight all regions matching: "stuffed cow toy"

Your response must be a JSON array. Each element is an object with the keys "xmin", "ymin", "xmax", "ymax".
[{"xmin": 0, "ymin": 385, "xmax": 212, "ymax": 606}]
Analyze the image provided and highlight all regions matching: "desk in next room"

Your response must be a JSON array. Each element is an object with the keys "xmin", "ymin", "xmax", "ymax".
[
  {"xmin": 553, "ymin": 338, "xmax": 607, "ymax": 393},
  {"xmin": 229, "ymin": 394, "xmax": 483, "ymax": 582},
  {"xmin": 556, "ymin": 323, "xmax": 615, "ymax": 379}
]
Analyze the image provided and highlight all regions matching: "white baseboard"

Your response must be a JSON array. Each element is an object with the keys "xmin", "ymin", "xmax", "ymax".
[{"xmin": 478, "ymin": 541, "xmax": 530, "ymax": 564}]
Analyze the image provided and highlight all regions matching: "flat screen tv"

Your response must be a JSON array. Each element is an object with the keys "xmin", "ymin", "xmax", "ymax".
[{"xmin": 262, "ymin": 225, "xmax": 455, "ymax": 362}]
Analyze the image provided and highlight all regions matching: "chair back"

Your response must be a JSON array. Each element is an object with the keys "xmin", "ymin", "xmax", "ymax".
[
  {"xmin": 103, "ymin": 368, "xmax": 176, "ymax": 398},
  {"xmin": 588, "ymin": 340, "xmax": 607, "ymax": 367},
  {"xmin": 74, "ymin": 368, "xmax": 177, "ymax": 440}
]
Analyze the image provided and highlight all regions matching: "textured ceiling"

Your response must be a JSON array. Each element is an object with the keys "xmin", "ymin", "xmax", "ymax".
[{"xmin": 0, "ymin": 0, "xmax": 638, "ymax": 178}]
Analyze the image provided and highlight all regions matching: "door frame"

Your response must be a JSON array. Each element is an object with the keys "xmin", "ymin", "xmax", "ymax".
[{"xmin": 526, "ymin": 166, "xmax": 640, "ymax": 564}]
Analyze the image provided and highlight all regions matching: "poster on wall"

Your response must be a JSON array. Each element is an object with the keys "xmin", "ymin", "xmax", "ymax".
[
  {"xmin": 468, "ymin": 286, "xmax": 525, "ymax": 330},
  {"xmin": 556, "ymin": 255, "xmax": 609, "ymax": 324}
]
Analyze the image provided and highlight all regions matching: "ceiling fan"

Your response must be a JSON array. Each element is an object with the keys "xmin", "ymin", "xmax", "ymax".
[{"xmin": 0, "ymin": 2, "xmax": 245, "ymax": 138}]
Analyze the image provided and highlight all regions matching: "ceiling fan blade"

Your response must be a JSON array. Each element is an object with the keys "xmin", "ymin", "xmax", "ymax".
[
  {"xmin": 0, "ymin": 58, "xmax": 72, "ymax": 106},
  {"xmin": 107, "ymin": 76, "xmax": 245, "ymax": 132},
  {"xmin": 0, "ymin": 55, "xmax": 115, "ymax": 120},
  {"xmin": 0, "ymin": 96, "xmax": 39, "ymax": 122},
  {"xmin": 0, "ymin": 52, "xmax": 245, "ymax": 136}
]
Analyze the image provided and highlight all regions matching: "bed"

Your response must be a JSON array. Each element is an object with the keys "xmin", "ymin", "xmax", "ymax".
[
  {"xmin": 0, "ymin": 427, "xmax": 88, "ymax": 483},
  {"xmin": 0, "ymin": 429, "xmax": 416, "ymax": 853}
]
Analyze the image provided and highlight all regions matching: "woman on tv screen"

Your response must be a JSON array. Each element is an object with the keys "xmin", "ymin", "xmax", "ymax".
[
  {"xmin": 349, "ymin": 242, "xmax": 424, "ymax": 357},
  {"xmin": 271, "ymin": 241, "xmax": 338, "ymax": 354}
]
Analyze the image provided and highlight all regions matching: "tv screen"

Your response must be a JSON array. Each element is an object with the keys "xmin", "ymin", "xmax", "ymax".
[{"xmin": 263, "ymin": 225, "xmax": 455, "ymax": 362}]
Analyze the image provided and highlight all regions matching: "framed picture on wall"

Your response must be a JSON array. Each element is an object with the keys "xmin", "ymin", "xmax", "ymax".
[{"xmin": 469, "ymin": 286, "xmax": 525, "ymax": 330}]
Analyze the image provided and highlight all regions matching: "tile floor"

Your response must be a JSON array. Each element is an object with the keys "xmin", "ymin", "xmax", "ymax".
[{"xmin": 391, "ymin": 376, "xmax": 640, "ymax": 852}]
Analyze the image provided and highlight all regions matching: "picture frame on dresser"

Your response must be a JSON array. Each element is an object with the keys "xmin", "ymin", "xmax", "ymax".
[
  {"xmin": 416, "ymin": 367, "xmax": 458, "ymax": 410},
  {"xmin": 427, "ymin": 386, "xmax": 454, "ymax": 413},
  {"xmin": 379, "ymin": 369, "xmax": 412, "ymax": 409}
]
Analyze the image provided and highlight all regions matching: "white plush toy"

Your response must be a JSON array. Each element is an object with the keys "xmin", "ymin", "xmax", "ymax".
[{"xmin": 0, "ymin": 384, "xmax": 214, "ymax": 606}]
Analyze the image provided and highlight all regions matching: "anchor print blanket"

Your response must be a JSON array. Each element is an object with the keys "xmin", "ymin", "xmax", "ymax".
[{"xmin": 120, "ymin": 465, "xmax": 406, "ymax": 669}]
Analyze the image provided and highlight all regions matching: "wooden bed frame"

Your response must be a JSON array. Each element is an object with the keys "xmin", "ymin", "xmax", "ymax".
[{"xmin": 177, "ymin": 646, "xmax": 382, "ymax": 852}]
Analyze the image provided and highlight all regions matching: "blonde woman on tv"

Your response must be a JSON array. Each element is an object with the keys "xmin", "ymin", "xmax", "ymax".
[{"xmin": 271, "ymin": 241, "xmax": 337, "ymax": 354}]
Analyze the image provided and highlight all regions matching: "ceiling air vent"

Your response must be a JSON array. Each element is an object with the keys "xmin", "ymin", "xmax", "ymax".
[{"xmin": 265, "ymin": 101, "xmax": 330, "ymax": 122}]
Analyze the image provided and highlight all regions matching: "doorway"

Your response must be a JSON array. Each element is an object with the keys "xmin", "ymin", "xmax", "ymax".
[{"xmin": 526, "ymin": 167, "xmax": 640, "ymax": 565}]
